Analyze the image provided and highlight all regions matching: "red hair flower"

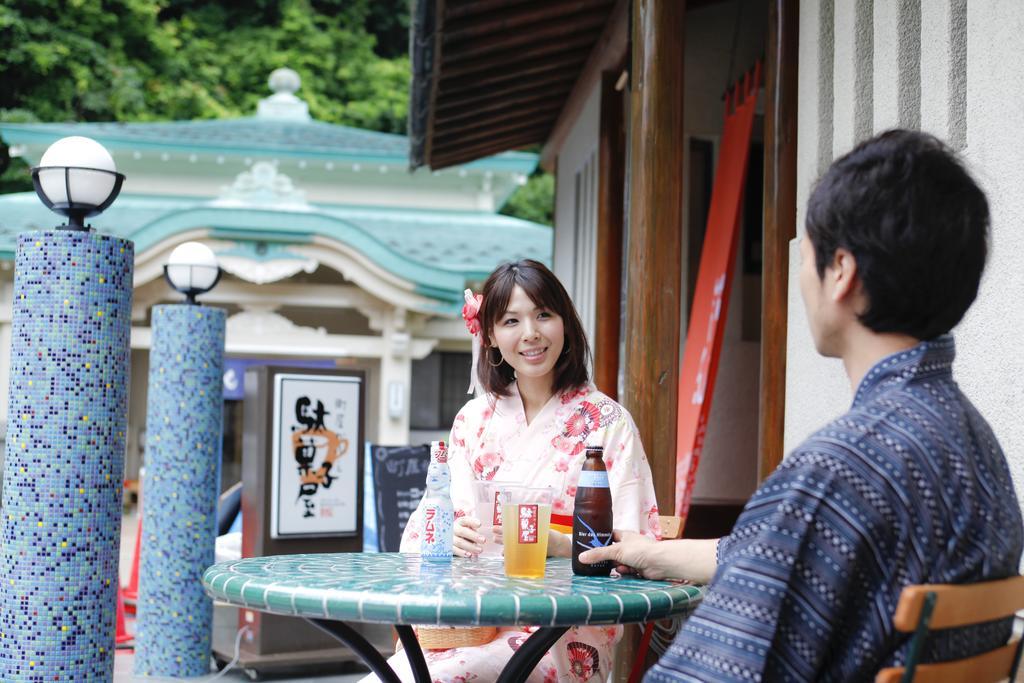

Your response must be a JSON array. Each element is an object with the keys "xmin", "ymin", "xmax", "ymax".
[{"xmin": 462, "ymin": 289, "xmax": 483, "ymax": 336}]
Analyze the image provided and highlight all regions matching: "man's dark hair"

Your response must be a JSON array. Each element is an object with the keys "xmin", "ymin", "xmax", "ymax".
[
  {"xmin": 477, "ymin": 259, "xmax": 590, "ymax": 397},
  {"xmin": 805, "ymin": 129, "xmax": 989, "ymax": 340}
]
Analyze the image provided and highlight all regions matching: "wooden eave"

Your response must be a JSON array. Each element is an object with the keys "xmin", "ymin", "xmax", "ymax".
[
  {"xmin": 408, "ymin": 0, "xmax": 735, "ymax": 171},
  {"xmin": 409, "ymin": 0, "xmax": 618, "ymax": 170}
]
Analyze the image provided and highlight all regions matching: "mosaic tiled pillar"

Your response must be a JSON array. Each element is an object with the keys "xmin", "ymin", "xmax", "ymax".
[
  {"xmin": 0, "ymin": 230, "xmax": 133, "ymax": 682},
  {"xmin": 134, "ymin": 304, "xmax": 225, "ymax": 678}
]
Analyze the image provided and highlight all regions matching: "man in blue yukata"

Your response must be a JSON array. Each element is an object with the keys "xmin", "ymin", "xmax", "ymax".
[{"xmin": 579, "ymin": 129, "xmax": 1023, "ymax": 682}]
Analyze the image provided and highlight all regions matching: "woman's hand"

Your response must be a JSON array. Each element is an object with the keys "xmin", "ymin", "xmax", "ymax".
[
  {"xmin": 547, "ymin": 529, "xmax": 571, "ymax": 558},
  {"xmin": 453, "ymin": 516, "xmax": 487, "ymax": 558}
]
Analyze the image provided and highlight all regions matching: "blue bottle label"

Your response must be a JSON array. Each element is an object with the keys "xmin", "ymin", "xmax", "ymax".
[{"xmin": 577, "ymin": 470, "xmax": 609, "ymax": 488}]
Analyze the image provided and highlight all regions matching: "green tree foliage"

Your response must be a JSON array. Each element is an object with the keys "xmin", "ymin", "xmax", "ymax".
[
  {"xmin": 0, "ymin": 0, "xmax": 549, "ymax": 223},
  {"xmin": 500, "ymin": 171, "xmax": 554, "ymax": 227},
  {"xmin": 0, "ymin": 0, "xmax": 410, "ymax": 129}
]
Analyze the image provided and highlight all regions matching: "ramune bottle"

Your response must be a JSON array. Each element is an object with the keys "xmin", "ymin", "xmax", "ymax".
[{"xmin": 420, "ymin": 440, "xmax": 455, "ymax": 560}]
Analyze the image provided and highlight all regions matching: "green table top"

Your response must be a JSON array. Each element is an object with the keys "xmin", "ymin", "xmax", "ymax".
[{"xmin": 202, "ymin": 553, "xmax": 704, "ymax": 628}]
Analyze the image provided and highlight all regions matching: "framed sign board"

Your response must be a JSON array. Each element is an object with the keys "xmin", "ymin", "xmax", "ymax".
[
  {"xmin": 233, "ymin": 365, "xmax": 387, "ymax": 670},
  {"xmin": 271, "ymin": 373, "xmax": 362, "ymax": 539},
  {"xmin": 242, "ymin": 366, "xmax": 366, "ymax": 559}
]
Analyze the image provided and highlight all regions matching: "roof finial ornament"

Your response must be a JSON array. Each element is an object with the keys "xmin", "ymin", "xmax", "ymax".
[
  {"xmin": 257, "ymin": 67, "xmax": 311, "ymax": 122},
  {"xmin": 268, "ymin": 68, "xmax": 301, "ymax": 96}
]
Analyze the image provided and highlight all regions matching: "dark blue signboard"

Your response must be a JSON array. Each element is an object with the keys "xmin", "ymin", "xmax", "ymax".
[{"xmin": 370, "ymin": 445, "xmax": 431, "ymax": 552}]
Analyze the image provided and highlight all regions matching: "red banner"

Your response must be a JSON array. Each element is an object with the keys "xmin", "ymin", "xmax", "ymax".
[{"xmin": 675, "ymin": 63, "xmax": 762, "ymax": 519}]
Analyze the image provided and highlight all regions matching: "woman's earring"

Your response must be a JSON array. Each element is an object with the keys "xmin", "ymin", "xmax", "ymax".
[{"xmin": 487, "ymin": 347, "xmax": 504, "ymax": 367}]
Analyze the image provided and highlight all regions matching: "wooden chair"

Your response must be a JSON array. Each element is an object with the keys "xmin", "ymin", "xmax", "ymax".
[
  {"xmin": 876, "ymin": 576, "xmax": 1024, "ymax": 682},
  {"xmin": 658, "ymin": 515, "xmax": 684, "ymax": 540}
]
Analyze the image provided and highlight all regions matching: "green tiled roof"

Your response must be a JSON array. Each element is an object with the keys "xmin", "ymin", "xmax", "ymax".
[
  {"xmin": 0, "ymin": 192, "xmax": 551, "ymax": 309},
  {"xmin": 0, "ymin": 119, "xmax": 537, "ymax": 172}
]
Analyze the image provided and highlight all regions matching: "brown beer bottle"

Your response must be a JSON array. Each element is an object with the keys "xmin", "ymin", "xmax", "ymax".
[{"xmin": 572, "ymin": 446, "xmax": 613, "ymax": 576}]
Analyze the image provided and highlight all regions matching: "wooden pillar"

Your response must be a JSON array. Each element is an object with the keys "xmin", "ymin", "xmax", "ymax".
[
  {"xmin": 623, "ymin": 0, "xmax": 686, "ymax": 513},
  {"xmin": 758, "ymin": 0, "xmax": 799, "ymax": 481},
  {"xmin": 594, "ymin": 70, "xmax": 626, "ymax": 400}
]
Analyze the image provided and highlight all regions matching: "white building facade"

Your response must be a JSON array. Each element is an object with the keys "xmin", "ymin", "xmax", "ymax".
[
  {"xmin": 786, "ymin": 1, "xmax": 1024, "ymax": 511},
  {"xmin": 0, "ymin": 71, "xmax": 552, "ymax": 488}
]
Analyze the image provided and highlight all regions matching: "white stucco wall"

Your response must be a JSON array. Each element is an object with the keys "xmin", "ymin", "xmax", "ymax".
[
  {"xmin": 552, "ymin": 83, "xmax": 600, "ymax": 338},
  {"xmin": 784, "ymin": 0, "xmax": 850, "ymax": 453},
  {"xmin": 958, "ymin": 1, "xmax": 1024, "ymax": 502},
  {"xmin": 787, "ymin": 1, "xmax": 1024, "ymax": 518}
]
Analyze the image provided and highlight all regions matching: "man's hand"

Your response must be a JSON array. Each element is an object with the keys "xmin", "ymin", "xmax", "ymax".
[
  {"xmin": 578, "ymin": 532, "xmax": 720, "ymax": 583},
  {"xmin": 453, "ymin": 516, "xmax": 486, "ymax": 558},
  {"xmin": 577, "ymin": 531, "xmax": 668, "ymax": 579}
]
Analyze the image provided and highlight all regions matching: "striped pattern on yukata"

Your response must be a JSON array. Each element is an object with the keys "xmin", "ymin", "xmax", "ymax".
[{"xmin": 647, "ymin": 336, "xmax": 1023, "ymax": 682}]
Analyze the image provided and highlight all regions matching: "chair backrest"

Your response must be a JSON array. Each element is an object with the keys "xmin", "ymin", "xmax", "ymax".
[
  {"xmin": 658, "ymin": 515, "xmax": 684, "ymax": 540},
  {"xmin": 875, "ymin": 575, "xmax": 1024, "ymax": 683}
]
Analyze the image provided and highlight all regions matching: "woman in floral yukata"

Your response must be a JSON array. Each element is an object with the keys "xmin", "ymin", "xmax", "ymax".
[{"xmin": 367, "ymin": 259, "xmax": 661, "ymax": 683}]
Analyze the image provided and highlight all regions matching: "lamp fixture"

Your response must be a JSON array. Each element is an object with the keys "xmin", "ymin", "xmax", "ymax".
[
  {"xmin": 163, "ymin": 242, "xmax": 222, "ymax": 305},
  {"xmin": 31, "ymin": 136, "xmax": 125, "ymax": 231}
]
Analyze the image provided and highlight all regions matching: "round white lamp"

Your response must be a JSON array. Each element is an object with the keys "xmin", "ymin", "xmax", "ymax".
[
  {"xmin": 31, "ymin": 136, "xmax": 125, "ymax": 230},
  {"xmin": 163, "ymin": 242, "xmax": 222, "ymax": 305}
]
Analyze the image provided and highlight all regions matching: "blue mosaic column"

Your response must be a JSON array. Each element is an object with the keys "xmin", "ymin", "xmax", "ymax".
[
  {"xmin": 134, "ymin": 304, "xmax": 225, "ymax": 678},
  {"xmin": 0, "ymin": 230, "xmax": 133, "ymax": 682}
]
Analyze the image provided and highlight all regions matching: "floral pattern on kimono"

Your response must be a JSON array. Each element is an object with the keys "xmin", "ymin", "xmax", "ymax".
[{"xmin": 362, "ymin": 383, "xmax": 660, "ymax": 683}]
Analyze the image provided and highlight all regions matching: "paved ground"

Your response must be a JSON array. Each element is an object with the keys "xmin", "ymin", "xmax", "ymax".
[{"xmin": 113, "ymin": 650, "xmax": 367, "ymax": 682}]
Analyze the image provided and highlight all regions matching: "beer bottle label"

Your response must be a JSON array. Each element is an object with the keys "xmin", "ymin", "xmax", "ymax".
[
  {"xmin": 517, "ymin": 504, "xmax": 539, "ymax": 543},
  {"xmin": 574, "ymin": 516, "xmax": 613, "ymax": 551},
  {"xmin": 577, "ymin": 470, "xmax": 609, "ymax": 488}
]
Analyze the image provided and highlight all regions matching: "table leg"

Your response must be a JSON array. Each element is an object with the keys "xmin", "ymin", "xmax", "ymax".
[
  {"xmin": 306, "ymin": 618, "xmax": 401, "ymax": 683},
  {"xmin": 495, "ymin": 626, "xmax": 570, "ymax": 683},
  {"xmin": 394, "ymin": 625, "xmax": 431, "ymax": 683}
]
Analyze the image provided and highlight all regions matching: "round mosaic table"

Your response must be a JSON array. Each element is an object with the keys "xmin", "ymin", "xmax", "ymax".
[{"xmin": 203, "ymin": 553, "xmax": 704, "ymax": 683}]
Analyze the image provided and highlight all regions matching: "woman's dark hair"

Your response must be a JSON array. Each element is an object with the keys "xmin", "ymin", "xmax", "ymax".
[
  {"xmin": 805, "ymin": 129, "xmax": 989, "ymax": 340},
  {"xmin": 476, "ymin": 259, "xmax": 590, "ymax": 397}
]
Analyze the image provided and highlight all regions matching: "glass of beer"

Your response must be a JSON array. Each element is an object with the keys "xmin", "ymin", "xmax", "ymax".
[
  {"xmin": 500, "ymin": 486, "xmax": 555, "ymax": 578},
  {"xmin": 471, "ymin": 479, "xmax": 506, "ymax": 558}
]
